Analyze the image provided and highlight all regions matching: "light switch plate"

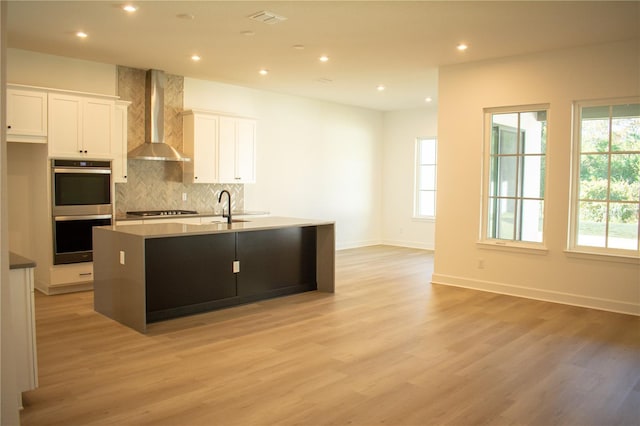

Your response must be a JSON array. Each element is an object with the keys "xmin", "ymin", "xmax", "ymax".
[{"xmin": 119, "ymin": 250, "xmax": 125, "ymax": 265}]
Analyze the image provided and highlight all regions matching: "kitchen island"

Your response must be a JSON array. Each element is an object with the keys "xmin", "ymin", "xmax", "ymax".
[{"xmin": 93, "ymin": 217, "xmax": 335, "ymax": 333}]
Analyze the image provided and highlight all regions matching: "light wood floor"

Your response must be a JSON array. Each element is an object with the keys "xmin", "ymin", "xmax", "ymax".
[{"xmin": 21, "ymin": 245, "xmax": 640, "ymax": 426}]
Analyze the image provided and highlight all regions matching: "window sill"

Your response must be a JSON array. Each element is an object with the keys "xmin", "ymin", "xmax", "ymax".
[
  {"xmin": 565, "ymin": 249, "xmax": 640, "ymax": 265},
  {"xmin": 477, "ymin": 240, "xmax": 549, "ymax": 255},
  {"xmin": 412, "ymin": 216, "xmax": 435, "ymax": 223}
]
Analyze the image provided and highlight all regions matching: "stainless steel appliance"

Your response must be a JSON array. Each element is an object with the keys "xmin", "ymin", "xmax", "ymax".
[
  {"xmin": 127, "ymin": 69, "xmax": 190, "ymax": 162},
  {"xmin": 51, "ymin": 159, "xmax": 113, "ymax": 264}
]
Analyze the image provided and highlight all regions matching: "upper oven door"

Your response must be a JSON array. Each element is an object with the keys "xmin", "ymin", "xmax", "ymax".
[{"xmin": 52, "ymin": 160, "xmax": 112, "ymax": 215}]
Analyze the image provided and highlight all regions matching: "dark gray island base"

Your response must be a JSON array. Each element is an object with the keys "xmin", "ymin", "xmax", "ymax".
[{"xmin": 93, "ymin": 217, "xmax": 335, "ymax": 333}]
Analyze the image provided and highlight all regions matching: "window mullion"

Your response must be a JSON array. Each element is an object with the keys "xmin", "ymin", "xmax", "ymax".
[
  {"xmin": 513, "ymin": 113, "xmax": 522, "ymax": 241},
  {"xmin": 604, "ymin": 107, "xmax": 614, "ymax": 248}
]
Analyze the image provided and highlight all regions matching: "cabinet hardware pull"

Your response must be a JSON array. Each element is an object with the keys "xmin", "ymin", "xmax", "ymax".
[
  {"xmin": 79, "ymin": 272, "xmax": 93, "ymax": 276},
  {"xmin": 7, "ymin": 125, "xmax": 11, "ymax": 129}
]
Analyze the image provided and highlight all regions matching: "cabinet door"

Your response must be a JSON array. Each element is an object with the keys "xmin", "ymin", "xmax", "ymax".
[
  {"xmin": 145, "ymin": 233, "xmax": 237, "ymax": 316},
  {"xmin": 6, "ymin": 88, "xmax": 47, "ymax": 143},
  {"xmin": 218, "ymin": 116, "xmax": 237, "ymax": 183},
  {"xmin": 9, "ymin": 267, "xmax": 38, "ymax": 392},
  {"xmin": 193, "ymin": 114, "xmax": 219, "ymax": 183},
  {"xmin": 236, "ymin": 118, "xmax": 256, "ymax": 183},
  {"xmin": 82, "ymin": 98, "xmax": 114, "ymax": 158},
  {"xmin": 112, "ymin": 102, "xmax": 129, "ymax": 183},
  {"xmin": 237, "ymin": 227, "xmax": 317, "ymax": 297},
  {"xmin": 48, "ymin": 94, "xmax": 82, "ymax": 158}
]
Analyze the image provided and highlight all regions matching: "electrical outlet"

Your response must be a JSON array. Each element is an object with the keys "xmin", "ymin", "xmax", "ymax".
[
  {"xmin": 182, "ymin": 192, "xmax": 187, "ymax": 202},
  {"xmin": 119, "ymin": 250, "xmax": 125, "ymax": 265},
  {"xmin": 477, "ymin": 258, "xmax": 484, "ymax": 269}
]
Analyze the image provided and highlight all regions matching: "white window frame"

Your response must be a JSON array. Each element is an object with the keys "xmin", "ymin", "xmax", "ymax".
[
  {"xmin": 568, "ymin": 97, "xmax": 640, "ymax": 259},
  {"xmin": 414, "ymin": 137, "xmax": 437, "ymax": 220},
  {"xmin": 479, "ymin": 104, "xmax": 549, "ymax": 252}
]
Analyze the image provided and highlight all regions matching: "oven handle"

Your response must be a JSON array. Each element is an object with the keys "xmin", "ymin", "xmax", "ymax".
[
  {"xmin": 54, "ymin": 214, "xmax": 112, "ymax": 221},
  {"xmin": 53, "ymin": 167, "xmax": 111, "ymax": 174}
]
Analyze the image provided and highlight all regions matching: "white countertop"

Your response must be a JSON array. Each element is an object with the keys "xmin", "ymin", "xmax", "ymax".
[{"xmin": 98, "ymin": 216, "xmax": 335, "ymax": 239}]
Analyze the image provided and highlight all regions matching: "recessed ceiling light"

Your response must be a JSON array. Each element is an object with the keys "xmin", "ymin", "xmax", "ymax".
[
  {"xmin": 377, "ymin": 85, "xmax": 385, "ymax": 91},
  {"xmin": 425, "ymin": 97, "xmax": 433, "ymax": 103},
  {"xmin": 176, "ymin": 13, "xmax": 195, "ymax": 20},
  {"xmin": 76, "ymin": 31, "xmax": 88, "ymax": 39},
  {"xmin": 316, "ymin": 78, "xmax": 333, "ymax": 84},
  {"xmin": 457, "ymin": 43, "xmax": 469, "ymax": 51},
  {"xmin": 122, "ymin": 4, "xmax": 137, "ymax": 13},
  {"xmin": 241, "ymin": 30, "xmax": 255, "ymax": 36},
  {"xmin": 319, "ymin": 55, "xmax": 329, "ymax": 63},
  {"xmin": 292, "ymin": 44, "xmax": 305, "ymax": 50},
  {"xmin": 259, "ymin": 69, "xmax": 269, "ymax": 75},
  {"xmin": 191, "ymin": 55, "xmax": 201, "ymax": 62}
]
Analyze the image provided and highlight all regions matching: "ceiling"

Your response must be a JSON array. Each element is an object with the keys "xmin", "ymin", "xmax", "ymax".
[{"xmin": 6, "ymin": 1, "xmax": 640, "ymax": 111}]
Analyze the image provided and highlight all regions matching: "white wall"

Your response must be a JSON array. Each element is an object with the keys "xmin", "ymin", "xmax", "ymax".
[
  {"xmin": 184, "ymin": 78, "xmax": 384, "ymax": 249},
  {"xmin": 7, "ymin": 48, "xmax": 116, "ymax": 95},
  {"xmin": 433, "ymin": 39, "xmax": 640, "ymax": 315},
  {"xmin": 381, "ymin": 106, "xmax": 438, "ymax": 249},
  {"xmin": 6, "ymin": 143, "xmax": 48, "ymax": 260}
]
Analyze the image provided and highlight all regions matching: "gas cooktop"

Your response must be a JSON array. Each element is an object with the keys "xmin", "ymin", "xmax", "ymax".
[{"xmin": 126, "ymin": 210, "xmax": 198, "ymax": 217}]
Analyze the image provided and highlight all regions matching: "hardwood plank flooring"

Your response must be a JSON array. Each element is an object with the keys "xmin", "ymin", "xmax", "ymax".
[{"xmin": 20, "ymin": 245, "xmax": 640, "ymax": 426}]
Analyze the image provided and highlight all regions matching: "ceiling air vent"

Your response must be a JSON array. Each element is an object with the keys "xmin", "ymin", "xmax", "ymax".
[{"xmin": 248, "ymin": 10, "xmax": 287, "ymax": 24}]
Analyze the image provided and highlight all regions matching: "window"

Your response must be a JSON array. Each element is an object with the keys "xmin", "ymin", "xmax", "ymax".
[
  {"xmin": 415, "ymin": 137, "xmax": 437, "ymax": 218},
  {"xmin": 482, "ymin": 105, "xmax": 548, "ymax": 244},
  {"xmin": 570, "ymin": 99, "xmax": 640, "ymax": 256}
]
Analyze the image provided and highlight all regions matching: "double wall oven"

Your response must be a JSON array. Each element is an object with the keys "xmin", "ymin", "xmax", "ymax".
[{"xmin": 51, "ymin": 159, "xmax": 112, "ymax": 265}]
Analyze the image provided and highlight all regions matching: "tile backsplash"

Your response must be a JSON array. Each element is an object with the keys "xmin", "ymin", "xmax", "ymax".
[
  {"xmin": 114, "ymin": 65, "xmax": 243, "ymax": 215},
  {"xmin": 115, "ymin": 161, "xmax": 243, "ymax": 215}
]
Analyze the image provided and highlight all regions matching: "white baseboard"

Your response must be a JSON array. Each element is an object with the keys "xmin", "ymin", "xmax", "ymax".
[
  {"xmin": 35, "ymin": 279, "xmax": 93, "ymax": 295},
  {"xmin": 431, "ymin": 273, "xmax": 640, "ymax": 316},
  {"xmin": 381, "ymin": 239, "xmax": 435, "ymax": 251},
  {"xmin": 336, "ymin": 240, "xmax": 381, "ymax": 251}
]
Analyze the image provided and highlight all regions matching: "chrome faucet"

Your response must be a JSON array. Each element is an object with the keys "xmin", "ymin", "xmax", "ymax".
[{"xmin": 218, "ymin": 190, "xmax": 232, "ymax": 224}]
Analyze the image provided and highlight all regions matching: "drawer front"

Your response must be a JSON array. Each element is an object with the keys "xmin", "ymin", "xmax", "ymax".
[{"xmin": 50, "ymin": 263, "xmax": 94, "ymax": 286}]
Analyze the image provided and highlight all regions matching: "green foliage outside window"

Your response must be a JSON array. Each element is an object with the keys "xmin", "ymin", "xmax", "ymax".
[{"xmin": 577, "ymin": 103, "xmax": 640, "ymax": 251}]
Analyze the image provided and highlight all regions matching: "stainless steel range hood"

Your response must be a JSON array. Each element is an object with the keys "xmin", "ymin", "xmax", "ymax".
[{"xmin": 128, "ymin": 69, "xmax": 190, "ymax": 162}]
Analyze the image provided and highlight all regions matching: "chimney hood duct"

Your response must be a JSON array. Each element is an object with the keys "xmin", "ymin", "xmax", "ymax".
[{"xmin": 128, "ymin": 69, "xmax": 190, "ymax": 162}]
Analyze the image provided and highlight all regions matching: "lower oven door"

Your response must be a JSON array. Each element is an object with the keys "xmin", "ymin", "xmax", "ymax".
[{"xmin": 53, "ymin": 215, "xmax": 112, "ymax": 265}]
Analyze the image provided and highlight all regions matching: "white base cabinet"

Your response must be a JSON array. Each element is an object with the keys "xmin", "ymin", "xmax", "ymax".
[
  {"xmin": 36, "ymin": 262, "xmax": 95, "ymax": 295},
  {"xmin": 9, "ymin": 262, "xmax": 38, "ymax": 400}
]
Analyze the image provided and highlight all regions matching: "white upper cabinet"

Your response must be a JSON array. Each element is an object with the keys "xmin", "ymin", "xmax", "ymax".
[
  {"xmin": 183, "ymin": 110, "xmax": 256, "ymax": 184},
  {"xmin": 6, "ymin": 86, "xmax": 48, "ymax": 143},
  {"xmin": 218, "ymin": 116, "xmax": 235, "ymax": 183},
  {"xmin": 235, "ymin": 118, "xmax": 257, "ymax": 184},
  {"xmin": 48, "ymin": 93, "xmax": 115, "ymax": 159},
  {"xmin": 218, "ymin": 115, "xmax": 256, "ymax": 184},
  {"xmin": 112, "ymin": 101, "xmax": 131, "ymax": 183},
  {"xmin": 183, "ymin": 111, "xmax": 219, "ymax": 183}
]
